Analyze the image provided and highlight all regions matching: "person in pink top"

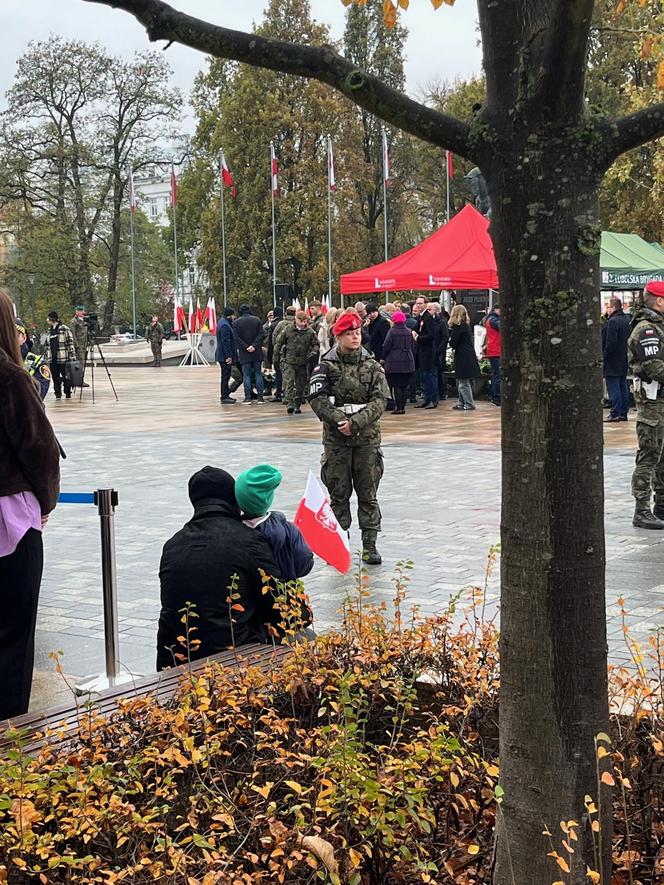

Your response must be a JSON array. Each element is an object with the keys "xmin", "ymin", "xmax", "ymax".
[{"xmin": 0, "ymin": 289, "xmax": 60, "ymax": 720}]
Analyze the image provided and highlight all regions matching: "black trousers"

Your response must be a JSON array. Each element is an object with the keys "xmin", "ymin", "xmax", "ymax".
[
  {"xmin": 219, "ymin": 362, "xmax": 232, "ymax": 399},
  {"xmin": 51, "ymin": 362, "xmax": 71, "ymax": 398},
  {"xmin": 0, "ymin": 528, "xmax": 43, "ymax": 720}
]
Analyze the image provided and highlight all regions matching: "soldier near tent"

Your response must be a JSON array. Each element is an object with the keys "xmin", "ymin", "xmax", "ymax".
[
  {"xmin": 70, "ymin": 306, "xmax": 88, "ymax": 365},
  {"xmin": 308, "ymin": 308, "xmax": 390, "ymax": 565},
  {"xmin": 629, "ymin": 280, "xmax": 664, "ymax": 529},
  {"xmin": 274, "ymin": 310, "xmax": 319, "ymax": 414},
  {"xmin": 147, "ymin": 316, "xmax": 165, "ymax": 367}
]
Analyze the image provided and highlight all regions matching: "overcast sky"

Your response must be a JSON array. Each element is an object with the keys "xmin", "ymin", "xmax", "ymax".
[{"xmin": 2, "ymin": 0, "xmax": 482, "ymax": 123}]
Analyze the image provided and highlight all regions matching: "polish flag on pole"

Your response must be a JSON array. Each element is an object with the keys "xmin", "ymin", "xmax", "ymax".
[
  {"xmin": 382, "ymin": 128, "xmax": 391, "ymax": 188},
  {"xmin": 270, "ymin": 142, "xmax": 279, "ymax": 198},
  {"xmin": 174, "ymin": 298, "xmax": 185, "ymax": 333},
  {"xmin": 170, "ymin": 164, "xmax": 178, "ymax": 207},
  {"xmin": 294, "ymin": 472, "xmax": 351, "ymax": 574},
  {"xmin": 321, "ymin": 293, "xmax": 328, "ymax": 314},
  {"xmin": 446, "ymin": 150, "xmax": 454, "ymax": 178},
  {"xmin": 304, "ymin": 296, "xmax": 310, "ymax": 316},
  {"xmin": 187, "ymin": 297, "xmax": 194, "ymax": 334},
  {"xmin": 220, "ymin": 150, "xmax": 237, "ymax": 197},
  {"xmin": 129, "ymin": 166, "xmax": 137, "ymax": 212},
  {"xmin": 195, "ymin": 298, "xmax": 204, "ymax": 333},
  {"xmin": 327, "ymin": 135, "xmax": 336, "ymax": 192},
  {"xmin": 205, "ymin": 297, "xmax": 217, "ymax": 334}
]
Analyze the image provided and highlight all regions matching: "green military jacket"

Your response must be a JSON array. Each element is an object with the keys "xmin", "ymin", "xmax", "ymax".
[
  {"xmin": 628, "ymin": 305, "xmax": 664, "ymax": 423},
  {"xmin": 70, "ymin": 316, "xmax": 87, "ymax": 356},
  {"xmin": 308, "ymin": 345, "xmax": 389, "ymax": 447},
  {"xmin": 147, "ymin": 322, "xmax": 165, "ymax": 343},
  {"xmin": 274, "ymin": 324, "xmax": 319, "ymax": 367}
]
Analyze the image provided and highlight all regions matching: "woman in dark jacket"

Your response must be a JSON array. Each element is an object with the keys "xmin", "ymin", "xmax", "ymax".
[
  {"xmin": 0, "ymin": 289, "xmax": 61, "ymax": 719},
  {"xmin": 449, "ymin": 304, "xmax": 481, "ymax": 410},
  {"xmin": 382, "ymin": 311, "xmax": 415, "ymax": 414}
]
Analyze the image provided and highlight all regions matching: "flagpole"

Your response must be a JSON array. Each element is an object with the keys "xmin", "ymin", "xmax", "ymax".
[
  {"xmin": 270, "ymin": 141, "xmax": 277, "ymax": 309},
  {"xmin": 171, "ymin": 164, "xmax": 180, "ymax": 306},
  {"xmin": 219, "ymin": 153, "xmax": 228, "ymax": 309},
  {"xmin": 382, "ymin": 127, "xmax": 389, "ymax": 305},
  {"xmin": 327, "ymin": 134, "xmax": 333, "ymax": 308},
  {"xmin": 128, "ymin": 167, "xmax": 137, "ymax": 338},
  {"xmin": 446, "ymin": 150, "xmax": 451, "ymax": 224}
]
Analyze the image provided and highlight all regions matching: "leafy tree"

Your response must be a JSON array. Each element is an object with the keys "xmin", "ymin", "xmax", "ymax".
[{"xmin": 83, "ymin": 0, "xmax": 664, "ymax": 881}]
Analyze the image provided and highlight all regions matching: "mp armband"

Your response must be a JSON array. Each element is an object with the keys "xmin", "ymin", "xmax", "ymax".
[
  {"xmin": 635, "ymin": 328, "xmax": 663, "ymax": 363},
  {"xmin": 308, "ymin": 364, "xmax": 330, "ymax": 399}
]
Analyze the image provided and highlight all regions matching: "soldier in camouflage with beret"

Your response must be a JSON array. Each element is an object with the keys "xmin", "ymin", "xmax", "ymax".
[
  {"xmin": 629, "ymin": 281, "xmax": 664, "ymax": 529},
  {"xmin": 274, "ymin": 310, "xmax": 319, "ymax": 414},
  {"xmin": 308, "ymin": 309, "xmax": 390, "ymax": 564}
]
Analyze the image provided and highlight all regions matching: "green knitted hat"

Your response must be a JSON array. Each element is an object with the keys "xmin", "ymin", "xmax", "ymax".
[{"xmin": 235, "ymin": 464, "xmax": 283, "ymax": 516}]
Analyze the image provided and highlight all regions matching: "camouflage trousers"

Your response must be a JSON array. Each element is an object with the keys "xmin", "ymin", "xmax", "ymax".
[
  {"xmin": 321, "ymin": 444, "xmax": 384, "ymax": 533},
  {"xmin": 151, "ymin": 340, "xmax": 163, "ymax": 366},
  {"xmin": 632, "ymin": 417, "xmax": 664, "ymax": 508},
  {"xmin": 283, "ymin": 364, "xmax": 308, "ymax": 408}
]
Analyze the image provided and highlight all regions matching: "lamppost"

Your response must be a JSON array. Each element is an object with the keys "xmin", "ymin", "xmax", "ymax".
[{"xmin": 28, "ymin": 273, "xmax": 36, "ymax": 328}]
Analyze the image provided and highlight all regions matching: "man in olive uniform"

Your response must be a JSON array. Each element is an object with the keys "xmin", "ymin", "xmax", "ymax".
[
  {"xmin": 309, "ymin": 300, "xmax": 324, "ymax": 336},
  {"xmin": 70, "ymin": 306, "xmax": 88, "ymax": 365},
  {"xmin": 274, "ymin": 310, "xmax": 319, "ymax": 414},
  {"xmin": 147, "ymin": 315, "xmax": 165, "ymax": 366},
  {"xmin": 308, "ymin": 309, "xmax": 390, "ymax": 564},
  {"xmin": 629, "ymin": 280, "xmax": 664, "ymax": 529}
]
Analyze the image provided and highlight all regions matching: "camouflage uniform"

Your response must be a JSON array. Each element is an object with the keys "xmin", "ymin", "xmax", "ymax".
[
  {"xmin": 308, "ymin": 345, "xmax": 389, "ymax": 548},
  {"xmin": 70, "ymin": 316, "xmax": 88, "ymax": 365},
  {"xmin": 274, "ymin": 324, "xmax": 319, "ymax": 409},
  {"xmin": 628, "ymin": 305, "xmax": 664, "ymax": 514},
  {"xmin": 147, "ymin": 321, "xmax": 165, "ymax": 366}
]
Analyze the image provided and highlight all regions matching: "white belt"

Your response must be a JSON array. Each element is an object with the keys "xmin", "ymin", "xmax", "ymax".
[{"xmin": 339, "ymin": 403, "xmax": 366, "ymax": 415}]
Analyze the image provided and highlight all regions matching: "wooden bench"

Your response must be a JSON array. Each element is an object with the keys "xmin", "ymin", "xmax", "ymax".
[{"xmin": 0, "ymin": 643, "xmax": 291, "ymax": 756}]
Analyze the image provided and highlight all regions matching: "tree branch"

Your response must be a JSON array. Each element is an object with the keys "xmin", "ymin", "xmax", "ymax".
[
  {"xmin": 534, "ymin": 0, "xmax": 595, "ymax": 120},
  {"xmin": 82, "ymin": 0, "xmax": 475, "ymax": 159},
  {"xmin": 598, "ymin": 102, "xmax": 664, "ymax": 169},
  {"xmin": 476, "ymin": 0, "xmax": 519, "ymax": 113}
]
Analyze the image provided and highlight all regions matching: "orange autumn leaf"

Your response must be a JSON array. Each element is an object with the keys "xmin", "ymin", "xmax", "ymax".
[{"xmin": 601, "ymin": 771, "xmax": 615, "ymax": 786}]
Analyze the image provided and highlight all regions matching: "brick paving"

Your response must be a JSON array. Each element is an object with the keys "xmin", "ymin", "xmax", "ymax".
[{"xmin": 30, "ymin": 366, "xmax": 663, "ymax": 710}]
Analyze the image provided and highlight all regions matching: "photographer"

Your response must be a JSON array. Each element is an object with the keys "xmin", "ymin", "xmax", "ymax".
[
  {"xmin": 70, "ymin": 306, "xmax": 87, "ymax": 365},
  {"xmin": 46, "ymin": 311, "xmax": 76, "ymax": 400}
]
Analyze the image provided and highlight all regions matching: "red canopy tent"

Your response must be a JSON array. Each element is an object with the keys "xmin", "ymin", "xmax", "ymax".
[{"xmin": 339, "ymin": 203, "xmax": 499, "ymax": 296}]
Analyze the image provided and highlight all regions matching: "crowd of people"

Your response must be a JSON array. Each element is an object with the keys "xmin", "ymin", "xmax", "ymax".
[{"xmin": 215, "ymin": 295, "xmax": 503, "ymax": 414}]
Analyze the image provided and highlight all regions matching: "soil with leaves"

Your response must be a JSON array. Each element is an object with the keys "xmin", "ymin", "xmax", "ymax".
[{"xmin": 0, "ymin": 563, "xmax": 662, "ymax": 884}]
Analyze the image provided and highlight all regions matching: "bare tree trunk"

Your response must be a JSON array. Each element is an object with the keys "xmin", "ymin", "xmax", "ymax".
[
  {"xmin": 489, "ymin": 149, "xmax": 612, "ymax": 884},
  {"xmin": 103, "ymin": 179, "xmax": 124, "ymax": 333}
]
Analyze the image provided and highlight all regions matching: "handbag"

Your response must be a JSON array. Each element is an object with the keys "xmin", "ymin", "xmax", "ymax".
[{"xmin": 64, "ymin": 359, "xmax": 84, "ymax": 388}]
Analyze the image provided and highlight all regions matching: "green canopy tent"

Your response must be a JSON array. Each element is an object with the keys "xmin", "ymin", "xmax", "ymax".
[{"xmin": 600, "ymin": 231, "xmax": 664, "ymax": 289}]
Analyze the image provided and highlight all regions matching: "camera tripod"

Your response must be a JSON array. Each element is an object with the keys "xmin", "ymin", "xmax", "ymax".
[{"xmin": 79, "ymin": 333, "xmax": 119, "ymax": 403}]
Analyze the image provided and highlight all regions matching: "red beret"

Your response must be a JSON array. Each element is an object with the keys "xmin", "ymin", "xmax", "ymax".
[
  {"xmin": 645, "ymin": 281, "xmax": 664, "ymax": 297},
  {"xmin": 333, "ymin": 312, "xmax": 362, "ymax": 336}
]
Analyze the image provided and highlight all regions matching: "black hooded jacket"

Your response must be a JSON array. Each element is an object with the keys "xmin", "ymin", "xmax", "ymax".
[{"xmin": 157, "ymin": 499, "xmax": 281, "ymax": 669}]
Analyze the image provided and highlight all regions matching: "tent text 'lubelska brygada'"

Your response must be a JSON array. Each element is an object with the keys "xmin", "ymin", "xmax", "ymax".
[{"xmin": 339, "ymin": 203, "xmax": 499, "ymax": 296}]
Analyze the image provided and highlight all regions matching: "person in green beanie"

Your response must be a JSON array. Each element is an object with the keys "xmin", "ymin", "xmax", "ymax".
[{"xmin": 236, "ymin": 464, "xmax": 314, "ymax": 586}]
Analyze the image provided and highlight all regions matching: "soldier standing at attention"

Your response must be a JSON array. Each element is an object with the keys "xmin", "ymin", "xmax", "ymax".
[
  {"xmin": 274, "ymin": 310, "xmax": 319, "ymax": 414},
  {"xmin": 308, "ymin": 309, "xmax": 390, "ymax": 564},
  {"xmin": 629, "ymin": 280, "xmax": 664, "ymax": 529},
  {"xmin": 70, "ymin": 306, "xmax": 87, "ymax": 365},
  {"xmin": 147, "ymin": 315, "xmax": 165, "ymax": 367}
]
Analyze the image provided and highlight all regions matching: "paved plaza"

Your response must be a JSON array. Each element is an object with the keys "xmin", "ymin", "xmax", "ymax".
[{"xmin": 30, "ymin": 366, "xmax": 663, "ymax": 710}]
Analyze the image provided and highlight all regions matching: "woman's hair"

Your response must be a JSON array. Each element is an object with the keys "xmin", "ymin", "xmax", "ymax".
[
  {"xmin": 325, "ymin": 307, "xmax": 338, "ymax": 326},
  {"xmin": 449, "ymin": 304, "xmax": 469, "ymax": 326},
  {"xmin": 0, "ymin": 289, "xmax": 23, "ymax": 367}
]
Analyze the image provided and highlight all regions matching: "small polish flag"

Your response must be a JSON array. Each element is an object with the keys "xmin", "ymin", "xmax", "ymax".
[
  {"xmin": 129, "ymin": 166, "xmax": 137, "ymax": 212},
  {"xmin": 294, "ymin": 472, "xmax": 351, "ymax": 574},
  {"xmin": 187, "ymin": 298, "xmax": 194, "ymax": 334},
  {"xmin": 321, "ymin": 293, "xmax": 328, "ymax": 314},
  {"xmin": 170, "ymin": 164, "xmax": 178, "ymax": 207},
  {"xmin": 304, "ymin": 296, "xmax": 310, "ymax": 316},
  {"xmin": 205, "ymin": 297, "xmax": 217, "ymax": 334},
  {"xmin": 220, "ymin": 150, "xmax": 237, "ymax": 197},
  {"xmin": 270, "ymin": 142, "xmax": 279, "ymax": 198},
  {"xmin": 195, "ymin": 298, "xmax": 204, "ymax": 333},
  {"xmin": 382, "ymin": 128, "xmax": 391, "ymax": 188},
  {"xmin": 446, "ymin": 150, "xmax": 454, "ymax": 179},
  {"xmin": 174, "ymin": 298, "xmax": 185, "ymax": 334},
  {"xmin": 327, "ymin": 135, "xmax": 336, "ymax": 192}
]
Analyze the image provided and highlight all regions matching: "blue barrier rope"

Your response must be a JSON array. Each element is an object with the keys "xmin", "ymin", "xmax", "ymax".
[{"xmin": 58, "ymin": 492, "xmax": 96, "ymax": 505}]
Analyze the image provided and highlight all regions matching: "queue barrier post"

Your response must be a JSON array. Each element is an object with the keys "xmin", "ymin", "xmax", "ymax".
[{"xmin": 56, "ymin": 488, "xmax": 137, "ymax": 694}]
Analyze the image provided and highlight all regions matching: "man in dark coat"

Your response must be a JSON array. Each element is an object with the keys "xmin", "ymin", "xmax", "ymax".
[
  {"xmin": 215, "ymin": 307, "xmax": 237, "ymax": 404},
  {"xmin": 602, "ymin": 296, "xmax": 631, "ymax": 422},
  {"xmin": 233, "ymin": 303, "xmax": 265, "ymax": 403},
  {"xmin": 266, "ymin": 305, "xmax": 284, "ymax": 402},
  {"xmin": 414, "ymin": 300, "xmax": 441, "ymax": 409},
  {"xmin": 156, "ymin": 466, "xmax": 281, "ymax": 670},
  {"xmin": 364, "ymin": 303, "xmax": 390, "ymax": 361}
]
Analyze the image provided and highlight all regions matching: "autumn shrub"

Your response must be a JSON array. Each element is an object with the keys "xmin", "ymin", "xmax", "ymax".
[{"xmin": 0, "ymin": 560, "xmax": 661, "ymax": 885}]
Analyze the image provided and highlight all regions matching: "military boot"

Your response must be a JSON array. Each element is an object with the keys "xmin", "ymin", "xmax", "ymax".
[
  {"xmin": 632, "ymin": 509, "xmax": 664, "ymax": 529},
  {"xmin": 362, "ymin": 531, "xmax": 382, "ymax": 565},
  {"xmin": 654, "ymin": 504, "xmax": 664, "ymax": 521}
]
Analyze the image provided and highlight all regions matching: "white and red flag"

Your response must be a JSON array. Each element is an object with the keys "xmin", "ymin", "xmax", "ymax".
[
  {"xmin": 205, "ymin": 297, "xmax": 217, "ymax": 334},
  {"xmin": 321, "ymin": 293, "xmax": 329, "ymax": 314},
  {"xmin": 304, "ymin": 296, "xmax": 310, "ymax": 316},
  {"xmin": 195, "ymin": 298, "xmax": 204, "ymax": 333},
  {"xmin": 170, "ymin": 164, "xmax": 178, "ymax": 207},
  {"xmin": 187, "ymin": 297, "xmax": 194, "ymax": 334},
  {"xmin": 173, "ymin": 298, "xmax": 185, "ymax": 334},
  {"xmin": 382, "ymin": 128, "xmax": 391, "ymax": 188},
  {"xmin": 220, "ymin": 150, "xmax": 237, "ymax": 197},
  {"xmin": 270, "ymin": 142, "xmax": 279, "ymax": 198},
  {"xmin": 446, "ymin": 149, "xmax": 454, "ymax": 179},
  {"xmin": 327, "ymin": 135, "xmax": 336, "ymax": 192},
  {"xmin": 294, "ymin": 472, "xmax": 351, "ymax": 574},
  {"xmin": 129, "ymin": 166, "xmax": 137, "ymax": 212}
]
